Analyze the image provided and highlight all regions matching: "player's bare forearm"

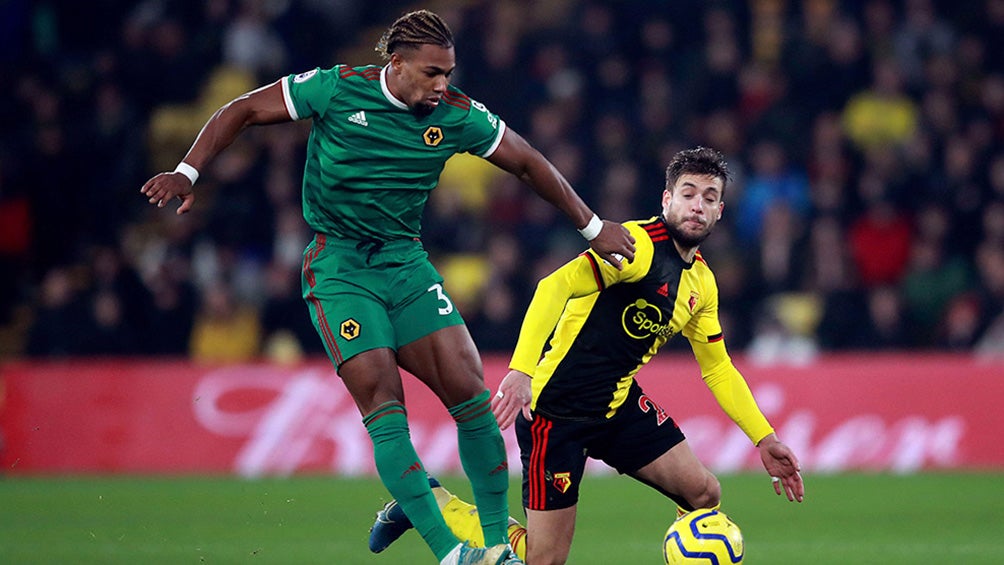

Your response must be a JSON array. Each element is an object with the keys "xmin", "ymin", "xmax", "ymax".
[
  {"xmin": 489, "ymin": 130, "xmax": 590, "ymax": 223},
  {"xmin": 508, "ymin": 154, "xmax": 636, "ymax": 265},
  {"xmin": 140, "ymin": 81, "xmax": 291, "ymax": 214},
  {"xmin": 488, "ymin": 129, "xmax": 635, "ymax": 265}
]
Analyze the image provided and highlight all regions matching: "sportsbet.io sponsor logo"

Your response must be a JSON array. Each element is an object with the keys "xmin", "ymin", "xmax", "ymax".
[{"xmin": 622, "ymin": 299, "xmax": 673, "ymax": 340}]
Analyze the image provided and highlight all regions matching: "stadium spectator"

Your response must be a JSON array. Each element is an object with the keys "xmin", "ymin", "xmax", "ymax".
[
  {"xmin": 78, "ymin": 289, "xmax": 140, "ymax": 356},
  {"xmin": 848, "ymin": 186, "xmax": 913, "ymax": 288},
  {"xmin": 735, "ymin": 139, "xmax": 811, "ymax": 243},
  {"xmin": 188, "ymin": 281, "xmax": 261, "ymax": 363},
  {"xmin": 145, "ymin": 259, "xmax": 197, "ymax": 357},
  {"xmin": 842, "ymin": 58, "xmax": 919, "ymax": 152},
  {"xmin": 861, "ymin": 285, "xmax": 912, "ymax": 349},
  {"xmin": 900, "ymin": 236, "xmax": 974, "ymax": 345},
  {"xmin": 260, "ymin": 260, "xmax": 322, "ymax": 359},
  {"xmin": 25, "ymin": 267, "xmax": 87, "ymax": 357}
]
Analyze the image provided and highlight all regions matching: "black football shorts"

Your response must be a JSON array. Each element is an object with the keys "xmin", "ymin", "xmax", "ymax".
[{"xmin": 516, "ymin": 382, "xmax": 685, "ymax": 510}]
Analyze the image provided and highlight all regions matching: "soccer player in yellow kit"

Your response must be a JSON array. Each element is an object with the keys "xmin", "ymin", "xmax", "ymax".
[{"xmin": 370, "ymin": 147, "xmax": 803, "ymax": 564}]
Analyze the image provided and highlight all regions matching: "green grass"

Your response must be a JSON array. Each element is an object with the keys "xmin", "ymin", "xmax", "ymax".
[{"xmin": 1, "ymin": 473, "xmax": 1003, "ymax": 564}]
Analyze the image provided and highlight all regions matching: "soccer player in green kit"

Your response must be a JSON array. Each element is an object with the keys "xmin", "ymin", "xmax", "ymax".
[{"xmin": 140, "ymin": 9, "xmax": 634, "ymax": 565}]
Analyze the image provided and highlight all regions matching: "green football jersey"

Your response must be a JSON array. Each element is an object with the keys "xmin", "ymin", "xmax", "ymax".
[{"xmin": 282, "ymin": 64, "xmax": 506, "ymax": 241}]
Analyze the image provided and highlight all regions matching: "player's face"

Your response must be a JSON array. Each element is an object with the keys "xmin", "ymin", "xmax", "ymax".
[
  {"xmin": 388, "ymin": 44, "xmax": 455, "ymax": 115},
  {"xmin": 661, "ymin": 173, "xmax": 725, "ymax": 248}
]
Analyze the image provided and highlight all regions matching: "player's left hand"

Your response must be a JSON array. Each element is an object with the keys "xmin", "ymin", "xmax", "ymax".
[
  {"xmin": 757, "ymin": 433, "xmax": 804, "ymax": 502},
  {"xmin": 589, "ymin": 220, "xmax": 635, "ymax": 270},
  {"xmin": 140, "ymin": 171, "xmax": 196, "ymax": 215},
  {"xmin": 491, "ymin": 370, "xmax": 532, "ymax": 430}
]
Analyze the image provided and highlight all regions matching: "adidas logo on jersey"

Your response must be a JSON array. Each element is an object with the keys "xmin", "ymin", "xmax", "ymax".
[{"xmin": 348, "ymin": 111, "xmax": 368, "ymax": 126}]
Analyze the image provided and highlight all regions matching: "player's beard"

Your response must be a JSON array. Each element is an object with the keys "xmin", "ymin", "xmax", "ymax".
[
  {"xmin": 412, "ymin": 102, "xmax": 435, "ymax": 117},
  {"xmin": 665, "ymin": 216, "xmax": 712, "ymax": 248}
]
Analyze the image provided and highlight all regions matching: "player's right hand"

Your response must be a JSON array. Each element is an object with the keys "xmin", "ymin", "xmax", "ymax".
[
  {"xmin": 757, "ymin": 433, "xmax": 805, "ymax": 503},
  {"xmin": 140, "ymin": 172, "xmax": 196, "ymax": 215},
  {"xmin": 492, "ymin": 370, "xmax": 532, "ymax": 430},
  {"xmin": 588, "ymin": 220, "xmax": 635, "ymax": 270}
]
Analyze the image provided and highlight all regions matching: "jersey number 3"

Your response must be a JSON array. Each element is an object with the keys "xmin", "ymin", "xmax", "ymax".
[{"xmin": 428, "ymin": 283, "xmax": 454, "ymax": 316}]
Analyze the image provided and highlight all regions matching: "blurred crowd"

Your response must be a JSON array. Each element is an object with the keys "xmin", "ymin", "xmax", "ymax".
[{"xmin": 2, "ymin": 0, "xmax": 1003, "ymax": 363}]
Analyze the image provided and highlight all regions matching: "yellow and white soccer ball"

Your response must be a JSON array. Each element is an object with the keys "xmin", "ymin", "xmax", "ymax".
[{"xmin": 663, "ymin": 508, "xmax": 744, "ymax": 564}]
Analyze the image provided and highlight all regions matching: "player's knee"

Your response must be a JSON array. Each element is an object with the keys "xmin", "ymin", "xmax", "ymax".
[{"xmin": 689, "ymin": 473, "xmax": 721, "ymax": 509}]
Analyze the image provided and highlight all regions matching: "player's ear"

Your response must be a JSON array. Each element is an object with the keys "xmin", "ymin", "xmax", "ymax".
[{"xmin": 389, "ymin": 51, "xmax": 404, "ymax": 71}]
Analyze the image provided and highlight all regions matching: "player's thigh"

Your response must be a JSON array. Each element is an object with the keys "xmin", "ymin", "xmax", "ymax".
[
  {"xmin": 516, "ymin": 412, "xmax": 590, "ymax": 512},
  {"xmin": 301, "ymin": 240, "xmax": 397, "ymax": 368},
  {"xmin": 397, "ymin": 324, "xmax": 486, "ymax": 408},
  {"xmin": 389, "ymin": 258, "xmax": 466, "ymax": 348},
  {"xmin": 526, "ymin": 506, "xmax": 577, "ymax": 565},
  {"xmin": 392, "ymin": 261, "xmax": 483, "ymax": 407},
  {"xmin": 336, "ymin": 347, "xmax": 407, "ymax": 415},
  {"xmin": 592, "ymin": 385, "xmax": 686, "ymax": 475},
  {"xmin": 303, "ymin": 289, "xmax": 397, "ymax": 368},
  {"xmin": 633, "ymin": 440, "xmax": 719, "ymax": 507}
]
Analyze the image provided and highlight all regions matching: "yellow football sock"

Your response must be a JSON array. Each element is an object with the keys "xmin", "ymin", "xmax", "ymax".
[
  {"xmin": 507, "ymin": 518, "xmax": 527, "ymax": 561},
  {"xmin": 677, "ymin": 501, "xmax": 722, "ymax": 518},
  {"xmin": 435, "ymin": 486, "xmax": 485, "ymax": 548},
  {"xmin": 433, "ymin": 485, "xmax": 527, "ymax": 560}
]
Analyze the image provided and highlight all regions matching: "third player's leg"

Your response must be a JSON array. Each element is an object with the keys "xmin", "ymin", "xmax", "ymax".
[
  {"xmin": 632, "ymin": 440, "xmax": 722, "ymax": 511},
  {"xmin": 525, "ymin": 506, "xmax": 577, "ymax": 565}
]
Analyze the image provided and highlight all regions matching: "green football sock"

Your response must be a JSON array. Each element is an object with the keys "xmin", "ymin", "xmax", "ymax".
[
  {"xmin": 449, "ymin": 390, "xmax": 510, "ymax": 546},
  {"xmin": 363, "ymin": 401, "xmax": 457, "ymax": 560}
]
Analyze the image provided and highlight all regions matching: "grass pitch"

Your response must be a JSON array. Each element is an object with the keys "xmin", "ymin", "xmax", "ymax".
[{"xmin": 1, "ymin": 473, "xmax": 1002, "ymax": 564}]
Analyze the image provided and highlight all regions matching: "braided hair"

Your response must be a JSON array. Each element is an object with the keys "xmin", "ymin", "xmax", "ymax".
[{"xmin": 375, "ymin": 10, "xmax": 454, "ymax": 60}]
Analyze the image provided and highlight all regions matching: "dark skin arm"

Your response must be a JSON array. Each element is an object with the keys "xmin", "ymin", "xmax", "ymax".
[
  {"xmin": 140, "ymin": 81, "xmax": 290, "ymax": 214},
  {"xmin": 487, "ymin": 128, "xmax": 635, "ymax": 268}
]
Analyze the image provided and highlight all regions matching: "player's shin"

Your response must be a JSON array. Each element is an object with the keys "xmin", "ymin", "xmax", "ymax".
[
  {"xmin": 449, "ymin": 390, "xmax": 511, "ymax": 547},
  {"xmin": 364, "ymin": 401, "xmax": 458, "ymax": 560}
]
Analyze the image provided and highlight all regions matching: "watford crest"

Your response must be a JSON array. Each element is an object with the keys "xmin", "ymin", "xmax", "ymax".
[{"xmin": 551, "ymin": 472, "xmax": 573, "ymax": 494}]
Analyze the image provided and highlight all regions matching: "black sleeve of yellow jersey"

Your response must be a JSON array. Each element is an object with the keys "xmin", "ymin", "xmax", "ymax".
[{"xmin": 509, "ymin": 222, "xmax": 653, "ymax": 375}]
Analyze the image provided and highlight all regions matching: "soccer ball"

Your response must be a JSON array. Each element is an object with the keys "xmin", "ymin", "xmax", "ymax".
[{"xmin": 663, "ymin": 508, "xmax": 744, "ymax": 564}]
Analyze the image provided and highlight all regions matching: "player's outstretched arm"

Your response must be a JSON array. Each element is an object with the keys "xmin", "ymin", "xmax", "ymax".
[
  {"xmin": 140, "ymin": 81, "xmax": 292, "ymax": 214},
  {"xmin": 487, "ymin": 128, "xmax": 635, "ymax": 268},
  {"xmin": 757, "ymin": 433, "xmax": 805, "ymax": 502}
]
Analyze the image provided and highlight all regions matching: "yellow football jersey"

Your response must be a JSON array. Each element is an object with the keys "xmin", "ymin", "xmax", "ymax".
[{"xmin": 510, "ymin": 216, "xmax": 773, "ymax": 444}]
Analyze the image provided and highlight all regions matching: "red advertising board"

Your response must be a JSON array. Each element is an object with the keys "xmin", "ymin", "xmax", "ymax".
[{"xmin": 1, "ymin": 354, "xmax": 1001, "ymax": 475}]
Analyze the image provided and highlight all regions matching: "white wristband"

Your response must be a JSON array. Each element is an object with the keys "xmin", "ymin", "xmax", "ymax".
[
  {"xmin": 577, "ymin": 214, "xmax": 603, "ymax": 241},
  {"xmin": 174, "ymin": 162, "xmax": 199, "ymax": 186}
]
